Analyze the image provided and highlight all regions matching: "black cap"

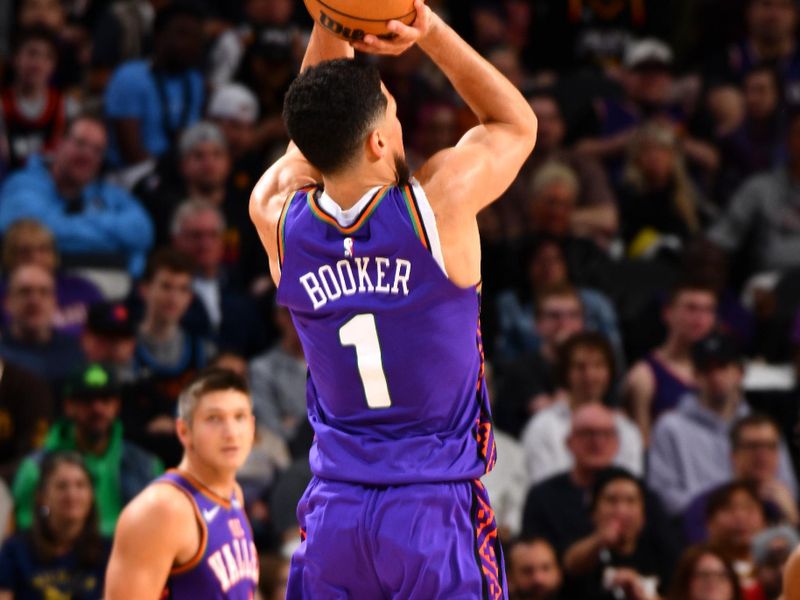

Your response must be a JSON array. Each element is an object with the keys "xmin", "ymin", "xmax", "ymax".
[
  {"xmin": 691, "ymin": 332, "xmax": 742, "ymax": 372},
  {"xmin": 86, "ymin": 302, "xmax": 135, "ymax": 338},
  {"xmin": 63, "ymin": 363, "xmax": 120, "ymax": 400}
]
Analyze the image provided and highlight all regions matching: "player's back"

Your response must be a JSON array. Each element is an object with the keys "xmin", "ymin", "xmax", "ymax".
[{"xmin": 277, "ymin": 180, "xmax": 496, "ymax": 484}]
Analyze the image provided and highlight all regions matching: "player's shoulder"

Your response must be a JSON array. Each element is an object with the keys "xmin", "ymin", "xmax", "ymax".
[{"xmin": 117, "ymin": 481, "xmax": 196, "ymax": 535}]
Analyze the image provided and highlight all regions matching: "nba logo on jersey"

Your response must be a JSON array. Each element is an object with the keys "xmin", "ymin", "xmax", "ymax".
[{"xmin": 344, "ymin": 237, "xmax": 354, "ymax": 258}]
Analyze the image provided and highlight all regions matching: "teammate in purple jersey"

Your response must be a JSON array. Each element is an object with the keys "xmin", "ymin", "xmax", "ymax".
[
  {"xmin": 104, "ymin": 369, "xmax": 258, "ymax": 599},
  {"xmin": 250, "ymin": 2, "xmax": 538, "ymax": 598}
]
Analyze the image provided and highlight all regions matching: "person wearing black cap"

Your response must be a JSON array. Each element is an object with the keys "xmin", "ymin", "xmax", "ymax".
[
  {"xmin": 648, "ymin": 332, "xmax": 798, "ymax": 518},
  {"xmin": 81, "ymin": 300, "xmax": 137, "ymax": 383},
  {"xmin": 11, "ymin": 363, "xmax": 163, "ymax": 537}
]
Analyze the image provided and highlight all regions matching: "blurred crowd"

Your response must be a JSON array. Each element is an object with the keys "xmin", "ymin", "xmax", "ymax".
[{"xmin": 0, "ymin": 0, "xmax": 800, "ymax": 598}]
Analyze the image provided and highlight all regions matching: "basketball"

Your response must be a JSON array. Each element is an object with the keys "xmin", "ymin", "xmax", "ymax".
[{"xmin": 303, "ymin": 0, "xmax": 417, "ymax": 42}]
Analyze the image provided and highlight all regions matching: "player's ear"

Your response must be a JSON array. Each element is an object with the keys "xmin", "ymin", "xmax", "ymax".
[
  {"xmin": 367, "ymin": 129, "xmax": 386, "ymax": 160},
  {"xmin": 176, "ymin": 417, "xmax": 190, "ymax": 444}
]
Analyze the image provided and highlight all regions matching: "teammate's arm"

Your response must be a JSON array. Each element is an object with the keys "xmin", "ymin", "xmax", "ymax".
[
  {"xmin": 249, "ymin": 24, "xmax": 354, "ymax": 286},
  {"xmin": 353, "ymin": 1, "xmax": 537, "ymax": 213},
  {"xmin": 105, "ymin": 486, "xmax": 196, "ymax": 600}
]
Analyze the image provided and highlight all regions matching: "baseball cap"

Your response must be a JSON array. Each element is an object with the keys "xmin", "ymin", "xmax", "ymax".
[
  {"xmin": 691, "ymin": 332, "xmax": 742, "ymax": 371},
  {"xmin": 86, "ymin": 301, "xmax": 136, "ymax": 338},
  {"xmin": 178, "ymin": 121, "xmax": 228, "ymax": 157},
  {"xmin": 208, "ymin": 84, "xmax": 260, "ymax": 125},
  {"xmin": 624, "ymin": 38, "xmax": 673, "ymax": 70},
  {"xmin": 63, "ymin": 363, "xmax": 120, "ymax": 400}
]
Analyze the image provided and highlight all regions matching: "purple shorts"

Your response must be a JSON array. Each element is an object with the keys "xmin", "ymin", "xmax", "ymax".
[{"xmin": 286, "ymin": 477, "xmax": 507, "ymax": 599}]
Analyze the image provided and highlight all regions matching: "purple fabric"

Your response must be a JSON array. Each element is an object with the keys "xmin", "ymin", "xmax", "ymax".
[
  {"xmin": 157, "ymin": 470, "xmax": 258, "ymax": 599},
  {"xmin": 276, "ymin": 184, "xmax": 496, "ymax": 485},
  {"xmin": 287, "ymin": 477, "xmax": 506, "ymax": 599},
  {"xmin": 0, "ymin": 273, "xmax": 103, "ymax": 337}
]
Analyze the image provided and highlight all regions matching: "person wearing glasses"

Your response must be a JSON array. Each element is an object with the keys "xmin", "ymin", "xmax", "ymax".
[{"xmin": 0, "ymin": 114, "xmax": 153, "ymax": 275}]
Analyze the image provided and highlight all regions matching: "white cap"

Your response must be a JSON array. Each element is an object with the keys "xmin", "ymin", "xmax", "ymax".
[
  {"xmin": 625, "ymin": 38, "xmax": 673, "ymax": 70},
  {"xmin": 207, "ymin": 83, "xmax": 260, "ymax": 124}
]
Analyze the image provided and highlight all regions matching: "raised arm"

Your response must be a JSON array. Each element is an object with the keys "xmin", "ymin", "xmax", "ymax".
[
  {"xmin": 353, "ymin": 1, "xmax": 537, "ymax": 212},
  {"xmin": 249, "ymin": 25, "xmax": 354, "ymax": 286}
]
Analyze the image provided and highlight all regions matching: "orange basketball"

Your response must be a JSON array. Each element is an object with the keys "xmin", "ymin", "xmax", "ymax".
[{"xmin": 303, "ymin": 0, "xmax": 417, "ymax": 42}]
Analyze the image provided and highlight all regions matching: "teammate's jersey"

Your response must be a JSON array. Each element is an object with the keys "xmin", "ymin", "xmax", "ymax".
[
  {"xmin": 276, "ymin": 179, "xmax": 497, "ymax": 485},
  {"xmin": 156, "ymin": 470, "xmax": 258, "ymax": 600}
]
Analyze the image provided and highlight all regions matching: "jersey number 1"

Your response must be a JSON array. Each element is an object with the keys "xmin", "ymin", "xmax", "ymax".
[{"xmin": 339, "ymin": 314, "xmax": 392, "ymax": 409}]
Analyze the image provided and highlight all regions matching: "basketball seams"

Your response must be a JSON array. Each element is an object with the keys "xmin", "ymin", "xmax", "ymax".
[{"xmin": 313, "ymin": 0, "xmax": 416, "ymax": 23}]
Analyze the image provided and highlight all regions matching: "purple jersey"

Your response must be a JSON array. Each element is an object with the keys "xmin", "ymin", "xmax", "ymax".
[
  {"xmin": 156, "ymin": 470, "xmax": 258, "ymax": 600},
  {"xmin": 276, "ymin": 180, "xmax": 497, "ymax": 484}
]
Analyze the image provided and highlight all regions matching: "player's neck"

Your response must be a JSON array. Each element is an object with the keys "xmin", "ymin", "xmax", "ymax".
[
  {"xmin": 178, "ymin": 457, "xmax": 237, "ymax": 501},
  {"xmin": 322, "ymin": 162, "xmax": 397, "ymax": 210}
]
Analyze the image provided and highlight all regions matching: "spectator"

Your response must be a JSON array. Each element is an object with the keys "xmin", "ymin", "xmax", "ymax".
[
  {"xmin": 717, "ymin": 66, "xmax": 786, "ymax": 204},
  {"xmin": 12, "ymin": 364, "xmax": 162, "ymax": 536},
  {"xmin": 0, "ymin": 219, "xmax": 103, "ymax": 337},
  {"xmin": 248, "ymin": 305, "xmax": 306, "ymax": 448},
  {"xmin": 171, "ymin": 199, "xmax": 267, "ymax": 357},
  {"xmin": 0, "ymin": 27, "xmax": 65, "ymax": 171},
  {"xmin": 576, "ymin": 38, "xmax": 718, "ymax": 180},
  {"xmin": 753, "ymin": 525, "xmax": 799, "ymax": 600},
  {"xmin": 495, "ymin": 237, "xmax": 624, "ymax": 368},
  {"xmin": 0, "ymin": 452, "xmax": 110, "ymax": 599},
  {"xmin": 0, "ymin": 264, "xmax": 83, "ymax": 384},
  {"xmin": 104, "ymin": 1, "xmax": 205, "ymax": 172},
  {"xmin": 706, "ymin": 482, "xmax": 767, "ymax": 595},
  {"xmin": 618, "ymin": 121, "xmax": 705, "ymax": 258},
  {"xmin": 648, "ymin": 333, "xmax": 798, "ymax": 517},
  {"xmin": 130, "ymin": 248, "xmax": 213, "ymax": 465},
  {"xmin": 80, "ymin": 301, "xmax": 137, "ymax": 383},
  {"xmin": 521, "ymin": 404, "xmax": 675, "ymax": 558},
  {"xmin": 520, "ymin": 332, "xmax": 642, "ymax": 484},
  {"xmin": 0, "ymin": 360, "xmax": 52, "ymax": 483},
  {"xmin": 623, "ymin": 281, "xmax": 717, "ymax": 443},
  {"xmin": 683, "ymin": 414, "xmax": 799, "ymax": 543},
  {"xmin": 507, "ymin": 537, "xmax": 563, "ymax": 600},
  {"xmin": 705, "ymin": 0, "xmax": 800, "ymax": 105},
  {"xmin": 505, "ymin": 93, "xmax": 618, "ymax": 246},
  {"xmin": 562, "ymin": 467, "xmax": 677, "ymax": 600},
  {"xmin": 667, "ymin": 544, "xmax": 743, "ymax": 600},
  {"xmin": 482, "ymin": 362, "xmax": 528, "ymax": 540},
  {"xmin": 0, "ymin": 114, "xmax": 155, "ymax": 275},
  {"xmin": 494, "ymin": 284, "xmax": 585, "ymax": 437},
  {"xmin": 709, "ymin": 106, "xmax": 800, "ymax": 277}
]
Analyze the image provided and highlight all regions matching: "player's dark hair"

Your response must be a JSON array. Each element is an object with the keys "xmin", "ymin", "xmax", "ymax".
[
  {"xmin": 142, "ymin": 247, "xmax": 195, "ymax": 283},
  {"xmin": 32, "ymin": 451, "xmax": 104, "ymax": 568},
  {"xmin": 730, "ymin": 413, "xmax": 781, "ymax": 449},
  {"xmin": 667, "ymin": 544, "xmax": 742, "ymax": 600},
  {"xmin": 283, "ymin": 58, "xmax": 388, "ymax": 174},
  {"xmin": 178, "ymin": 367, "xmax": 251, "ymax": 423}
]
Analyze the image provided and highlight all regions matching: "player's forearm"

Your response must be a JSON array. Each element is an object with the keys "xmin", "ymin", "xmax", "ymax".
[
  {"xmin": 301, "ymin": 23, "xmax": 354, "ymax": 72},
  {"xmin": 417, "ymin": 15, "xmax": 535, "ymax": 136}
]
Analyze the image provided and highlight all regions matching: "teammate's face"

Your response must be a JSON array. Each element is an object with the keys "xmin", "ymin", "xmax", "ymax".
[{"xmin": 182, "ymin": 390, "xmax": 255, "ymax": 472}]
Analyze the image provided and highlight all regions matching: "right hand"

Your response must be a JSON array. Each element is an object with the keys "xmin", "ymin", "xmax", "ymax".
[{"xmin": 349, "ymin": 0, "xmax": 435, "ymax": 56}]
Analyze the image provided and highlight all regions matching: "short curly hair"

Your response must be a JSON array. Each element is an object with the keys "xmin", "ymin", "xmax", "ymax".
[{"xmin": 283, "ymin": 58, "xmax": 388, "ymax": 174}]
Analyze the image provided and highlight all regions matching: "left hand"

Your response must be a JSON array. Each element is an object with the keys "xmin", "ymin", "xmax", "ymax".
[{"xmin": 350, "ymin": 0, "xmax": 435, "ymax": 56}]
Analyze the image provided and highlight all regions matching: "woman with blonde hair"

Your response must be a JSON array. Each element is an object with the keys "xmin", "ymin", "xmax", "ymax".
[{"xmin": 619, "ymin": 121, "xmax": 706, "ymax": 259}]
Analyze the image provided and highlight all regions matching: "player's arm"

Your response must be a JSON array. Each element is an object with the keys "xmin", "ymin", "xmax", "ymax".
[
  {"xmin": 353, "ymin": 1, "xmax": 537, "ymax": 213},
  {"xmin": 249, "ymin": 24, "xmax": 354, "ymax": 286},
  {"xmin": 105, "ymin": 486, "xmax": 197, "ymax": 600}
]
